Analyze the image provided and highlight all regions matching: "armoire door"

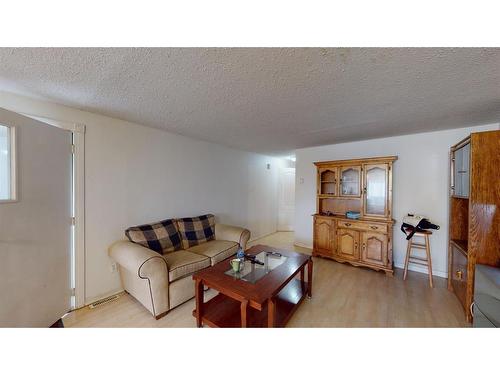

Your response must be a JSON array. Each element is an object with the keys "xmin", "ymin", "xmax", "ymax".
[
  {"xmin": 361, "ymin": 232, "xmax": 388, "ymax": 267},
  {"xmin": 337, "ymin": 229, "xmax": 359, "ymax": 260},
  {"xmin": 453, "ymin": 143, "xmax": 470, "ymax": 198},
  {"xmin": 451, "ymin": 244, "xmax": 468, "ymax": 310},
  {"xmin": 461, "ymin": 143, "xmax": 470, "ymax": 197}
]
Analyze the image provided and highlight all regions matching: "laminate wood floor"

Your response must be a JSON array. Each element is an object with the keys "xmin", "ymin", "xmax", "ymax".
[{"xmin": 63, "ymin": 232, "xmax": 468, "ymax": 328}]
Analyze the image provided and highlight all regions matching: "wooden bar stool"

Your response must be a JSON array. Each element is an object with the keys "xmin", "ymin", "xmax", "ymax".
[{"xmin": 403, "ymin": 229, "xmax": 434, "ymax": 287}]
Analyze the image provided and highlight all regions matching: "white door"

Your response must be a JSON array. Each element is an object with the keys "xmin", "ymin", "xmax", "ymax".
[
  {"xmin": 0, "ymin": 108, "xmax": 72, "ymax": 327},
  {"xmin": 278, "ymin": 167, "xmax": 295, "ymax": 231}
]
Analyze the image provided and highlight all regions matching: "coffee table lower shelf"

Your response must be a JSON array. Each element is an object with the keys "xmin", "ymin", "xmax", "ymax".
[{"xmin": 193, "ymin": 279, "xmax": 308, "ymax": 328}]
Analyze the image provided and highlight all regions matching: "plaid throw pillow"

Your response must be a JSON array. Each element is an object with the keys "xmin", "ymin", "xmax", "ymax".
[
  {"xmin": 125, "ymin": 219, "xmax": 182, "ymax": 254},
  {"xmin": 176, "ymin": 214, "xmax": 216, "ymax": 249}
]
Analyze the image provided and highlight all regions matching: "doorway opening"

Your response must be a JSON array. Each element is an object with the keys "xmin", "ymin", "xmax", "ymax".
[{"xmin": 278, "ymin": 156, "xmax": 296, "ymax": 231}]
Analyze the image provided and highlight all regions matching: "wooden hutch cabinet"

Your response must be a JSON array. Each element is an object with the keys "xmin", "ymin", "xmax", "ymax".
[
  {"xmin": 448, "ymin": 130, "xmax": 500, "ymax": 323},
  {"xmin": 313, "ymin": 156, "xmax": 397, "ymax": 275}
]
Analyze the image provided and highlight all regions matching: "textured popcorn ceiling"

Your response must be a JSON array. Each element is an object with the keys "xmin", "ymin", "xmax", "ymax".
[{"xmin": 0, "ymin": 48, "xmax": 499, "ymax": 154}]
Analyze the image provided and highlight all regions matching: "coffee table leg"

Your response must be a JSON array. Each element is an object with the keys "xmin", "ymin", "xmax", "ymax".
[
  {"xmin": 307, "ymin": 258, "xmax": 313, "ymax": 299},
  {"xmin": 240, "ymin": 299, "xmax": 248, "ymax": 328},
  {"xmin": 195, "ymin": 279, "xmax": 204, "ymax": 328},
  {"xmin": 300, "ymin": 267, "xmax": 306, "ymax": 294},
  {"xmin": 268, "ymin": 298, "xmax": 276, "ymax": 328}
]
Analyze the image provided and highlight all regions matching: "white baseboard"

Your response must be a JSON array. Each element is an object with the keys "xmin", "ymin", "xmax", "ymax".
[
  {"xmin": 249, "ymin": 231, "xmax": 278, "ymax": 242},
  {"xmin": 294, "ymin": 242, "xmax": 313, "ymax": 249},
  {"xmin": 394, "ymin": 262, "xmax": 447, "ymax": 278}
]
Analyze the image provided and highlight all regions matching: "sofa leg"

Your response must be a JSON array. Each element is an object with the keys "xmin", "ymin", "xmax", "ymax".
[{"xmin": 155, "ymin": 311, "xmax": 169, "ymax": 320}]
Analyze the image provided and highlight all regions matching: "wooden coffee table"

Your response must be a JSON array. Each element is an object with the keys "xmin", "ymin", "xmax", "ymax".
[{"xmin": 192, "ymin": 245, "xmax": 312, "ymax": 328}]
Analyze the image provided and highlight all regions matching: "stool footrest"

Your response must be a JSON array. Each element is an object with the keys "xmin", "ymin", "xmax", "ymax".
[
  {"xmin": 409, "ymin": 255, "xmax": 428, "ymax": 262},
  {"xmin": 409, "ymin": 243, "xmax": 427, "ymax": 249},
  {"xmin": 408, "ymin": 259, "xmax": 430, "ymax": 266}
]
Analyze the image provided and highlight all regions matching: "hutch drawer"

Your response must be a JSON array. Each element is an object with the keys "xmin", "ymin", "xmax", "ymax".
[{"xmin": 337, "ymin": 220, "xmax": 388, "ymax": 234}]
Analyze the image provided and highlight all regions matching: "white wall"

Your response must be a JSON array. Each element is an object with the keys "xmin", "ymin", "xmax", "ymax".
[
  {"xmin": 0, "ymin": 91, "xmax": 281, "ymax": 303},
  {"xmin": 294, "ymin": 124, "xmax": 499, "ymax": 278}
]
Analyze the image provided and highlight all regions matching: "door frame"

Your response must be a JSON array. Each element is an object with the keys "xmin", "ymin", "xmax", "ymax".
[{"xmin": 21, "ymin": 112, "xmax": 86, "ymax": 309}]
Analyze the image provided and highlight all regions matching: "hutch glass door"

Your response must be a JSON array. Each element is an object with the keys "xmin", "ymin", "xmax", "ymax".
[
  {"xmin": 453, "ymin": 143, "xmax": 470, "ymax": 198},
  {"xmin": 363, "ymin": 164, "xmax": 388, "ymax": 216},
  {"xmin": 340, "ymin": 166, "xmax": 361, "ymax": 197},
  {"xmin": 319, "ymin": 168, "xmax": 338, "ymax": 196}
]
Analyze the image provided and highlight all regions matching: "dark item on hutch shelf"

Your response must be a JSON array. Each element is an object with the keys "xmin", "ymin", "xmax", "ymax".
[
  {"xmin": 321, "ymin": 210, "xmax": 335, "ymax": 216},
  {"xmin": 401, "ymin": 213, "xmax": 440, "ymax": 240}
]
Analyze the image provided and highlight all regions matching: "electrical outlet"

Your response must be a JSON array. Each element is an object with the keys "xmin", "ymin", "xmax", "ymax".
[{"xmin": 110, "ymin": 263, "xmax": 118, "ymax": 273}]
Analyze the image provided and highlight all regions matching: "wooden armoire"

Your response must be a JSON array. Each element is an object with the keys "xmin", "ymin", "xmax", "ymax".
[
  {"xmin": 448, "ymin": 130, "xmax": 500, "ymax": 323},
  {"xmin": 313, "ymin": 156, "xmax": 397, "ymax": 276}
]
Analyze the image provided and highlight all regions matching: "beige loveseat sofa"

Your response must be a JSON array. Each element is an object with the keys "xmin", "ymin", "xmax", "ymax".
[{"xmin": 109, "ymin": 214, "xmax": 250, "ymax": 319}]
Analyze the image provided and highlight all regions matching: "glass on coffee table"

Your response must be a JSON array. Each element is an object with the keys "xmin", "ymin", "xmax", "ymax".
[{"xmin": 224, "ymin": 251, "xmax": 288, "ymax": 284}]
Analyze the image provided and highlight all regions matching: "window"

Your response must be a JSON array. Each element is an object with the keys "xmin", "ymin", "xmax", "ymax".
[{"xmin": 0, "ymin": 124, "xmax": 15, "ymax": 201}]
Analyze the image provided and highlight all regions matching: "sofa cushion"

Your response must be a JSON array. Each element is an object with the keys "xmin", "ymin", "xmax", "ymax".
[
  {"xmin": 186, "ymin": 240, "xmax": 239, "ymax": 266},
  {"xmin": 125, "ymin": 219, "xmax": 182, "ymax": 255},
  {"xmin": 163, "ymin": 250, "xmax": 211, "ymax": 282},
  {"xmin": 176, "ymin": 214, "xmax": 216, "ymax": 249}
]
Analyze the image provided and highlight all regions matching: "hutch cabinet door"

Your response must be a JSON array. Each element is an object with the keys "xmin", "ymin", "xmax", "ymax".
[
  {"xmin": 339, "ymin": 166, "xmax": 361, "ymax": 197},
  {"xmin": 337, "ymin": 229, "xmax": 359, "ymax": 260},
  {"xmin": 314, "ymin": 218, "xmax": 335, "ymax": 255},
  {"xmin": 363, "ymin": 163, "xmax": 389, "ymax": 217},
  {"xmin": 361, "ymin": 232, "xmax": 388, "ymax": 267},
  {"xmin": 318, "ymin": 168, "xmax": 338, "ymax": 196}
]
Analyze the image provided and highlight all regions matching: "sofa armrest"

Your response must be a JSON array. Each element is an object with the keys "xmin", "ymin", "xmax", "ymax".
[
  {"xmin": 109, "ymin": 240, "xmax": 167, "ymax": 278},
  {"xmin": 108, "ymin": 240, "xmax": 170, "ymax": 318},
  {"xmin": 215, "ymin": 223, "xmax": 251, "ymax": 250}
]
